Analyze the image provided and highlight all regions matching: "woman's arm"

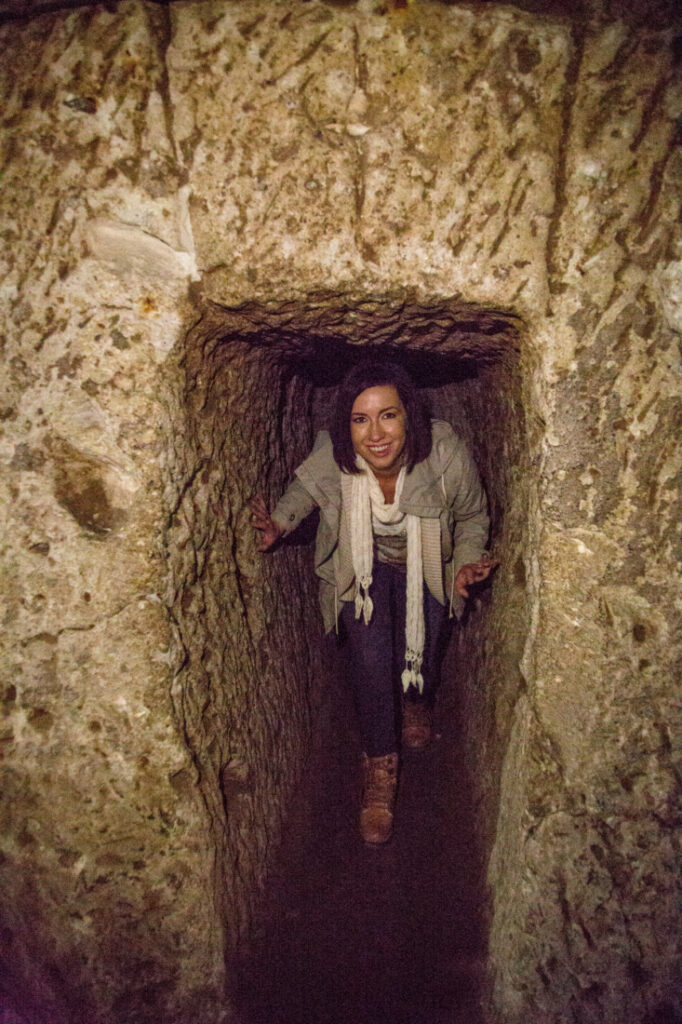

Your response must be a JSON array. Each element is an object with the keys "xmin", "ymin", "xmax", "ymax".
[
  {"xmin": 441, "ymin": 432, "xmax": 498, "ymax": 597},
  {"xmin": 250, "ymin": 478, "xmax": 318, "ymax": 552}
]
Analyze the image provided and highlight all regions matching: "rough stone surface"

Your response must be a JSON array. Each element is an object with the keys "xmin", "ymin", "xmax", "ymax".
[
  {"xmin": 168, "ymin": 0, "xmax": 568, "ymax": 318},
  {"xmin": 485, "ymin": 16, "xmax": 681, "ymax": 1024},
  {"xmin": 0, "ymin": 6, "xmax": 228, "ymax": 1022},
  {"xmin": 164, "ymin": 316, "xmax": 325, "ymax": 952},
  {"xmin": 0, "ymin": 2, "xmax": 679, "ymax": 1023}
]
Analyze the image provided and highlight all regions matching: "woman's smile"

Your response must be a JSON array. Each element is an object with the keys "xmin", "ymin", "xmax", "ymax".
[{"xmin": 350, "ymin": 384, "xmax": 407, "ymax": 478}]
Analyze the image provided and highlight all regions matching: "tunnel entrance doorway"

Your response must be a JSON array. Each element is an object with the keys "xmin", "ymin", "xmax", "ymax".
[{"xmin": 169, "ymin": 294, "xmax": 532, "ymax": 1024}]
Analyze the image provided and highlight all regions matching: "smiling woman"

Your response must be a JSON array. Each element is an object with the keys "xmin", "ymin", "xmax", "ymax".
[{"xmin": 250, "ymin": 361, "xmax": 494, "ymax": 845}]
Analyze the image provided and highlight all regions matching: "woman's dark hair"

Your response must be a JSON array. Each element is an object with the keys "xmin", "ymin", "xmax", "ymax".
[{"xmin": 331, "ymin": 360, "xmax": 432, "ymax": 474}]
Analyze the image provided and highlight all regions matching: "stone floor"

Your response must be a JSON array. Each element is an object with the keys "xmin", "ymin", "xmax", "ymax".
[{"xmin": 231, "ymin": 650, "xmax": 487, "ymax": 1024}]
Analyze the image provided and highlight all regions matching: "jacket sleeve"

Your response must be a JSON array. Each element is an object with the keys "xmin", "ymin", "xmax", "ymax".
[
  {"xmin": 442, "ymin": 435, "xmax": 489, "ymax": 575},
  {"xmin": 271, "ymin": 477, "xmax": 319, "ymax": 536}
]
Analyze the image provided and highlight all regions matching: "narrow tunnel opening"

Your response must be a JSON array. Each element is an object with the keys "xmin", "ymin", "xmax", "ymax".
[{"xmin": 166, "ymin": 295, "xmax": 532, "ymax": 1024}]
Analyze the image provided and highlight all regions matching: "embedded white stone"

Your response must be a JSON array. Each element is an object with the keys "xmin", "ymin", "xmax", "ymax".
[{"xmin": 85, "ymin": 219, "xmax": 200, "ymax": 282}]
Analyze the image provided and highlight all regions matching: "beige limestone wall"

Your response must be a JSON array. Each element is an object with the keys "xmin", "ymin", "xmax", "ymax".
[
  {"xmin": 0, "ymin": 5, "xmax": 235, "ymax": 1022},
  {"xmin": 487, "ymin": 16, "xmax": 681, "ymax": 1023},
  {"xmin": 445, "ymin": 27, "xmax": 682, "ymax": 1013},
  {"xmin": 1, "ymin": 1, "xmax": 679, "ymax": 1022},
  {"xmin": 167, "ymin": 0, "xmax": 565, "ymax": 315}
]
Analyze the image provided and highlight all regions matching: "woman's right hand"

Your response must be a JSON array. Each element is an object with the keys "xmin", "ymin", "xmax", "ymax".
[
  {"xmin": 249, "ymin": 495, "xmax": 284, "ymax": 552},
  {"xmin": 455, "ymin": 556, "xmax": 499, "ymax": 598}
]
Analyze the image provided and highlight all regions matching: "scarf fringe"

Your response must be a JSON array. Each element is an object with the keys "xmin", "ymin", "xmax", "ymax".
[
  {"xmin": 355, "ymin": 585, "xmax": 373, "ymax": 625},
  {"xmin": 401, "ymin": 652, "xmax": 424, "ymax": 694}
]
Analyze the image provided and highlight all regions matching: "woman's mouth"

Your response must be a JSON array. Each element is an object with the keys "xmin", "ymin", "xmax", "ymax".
[{"xmin": 367, "ymin": 443, "xmax": 392, "ymax": 458}]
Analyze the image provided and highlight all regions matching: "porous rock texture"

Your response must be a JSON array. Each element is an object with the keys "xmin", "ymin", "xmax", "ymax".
[{"xmin": 0, "ymin": 2, "xmax": 679, "ymax": 1023}]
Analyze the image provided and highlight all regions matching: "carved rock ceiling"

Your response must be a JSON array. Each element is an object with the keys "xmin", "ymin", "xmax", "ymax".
[{"xmin": 0, "ymin": 0, "xmax": 675, "ymax": 26}]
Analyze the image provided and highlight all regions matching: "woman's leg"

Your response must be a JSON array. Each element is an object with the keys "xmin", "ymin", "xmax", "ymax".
[
  {"xmin": 418, "ymin": 586, "xmax": 451, "ymax": 707},
  {"xmin": 340, "ymin": 563, "xmax": 402, "ymax": 843},
  {"xmin": 396, "ymin": 580, "xmax": 450, "ymax": 749},
  {"xmin": 340, "ymin": 562, "xmax": 399, "ymax": 757},
  {"xmin": 392, "ymin": 576, "xmax": 449, "ymax": 707}
]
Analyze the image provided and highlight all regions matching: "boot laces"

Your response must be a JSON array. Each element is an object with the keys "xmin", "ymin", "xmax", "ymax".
[{"xmin": 363, "ymin": 757, "xmax": 396, "ymax": 808}]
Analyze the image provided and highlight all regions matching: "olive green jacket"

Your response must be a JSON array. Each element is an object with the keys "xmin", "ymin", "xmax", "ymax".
[{"xmin": 272, "ymin": 420, "xmax": 489, "ymax": 633}]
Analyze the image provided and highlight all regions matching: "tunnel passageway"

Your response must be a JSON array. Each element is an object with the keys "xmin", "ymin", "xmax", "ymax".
[
  {"xmin": 168, "ymin": 296, "xmax": 530, "ymax": 1021},
  {"xmin": 230, "ymin": 654, "xmax": 487, "ymax": 1024}
]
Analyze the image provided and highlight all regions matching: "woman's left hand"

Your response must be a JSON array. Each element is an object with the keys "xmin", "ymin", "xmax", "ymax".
[{"xmin": 455, "ymin": 557, "xmax": 499, "ymax": 598}]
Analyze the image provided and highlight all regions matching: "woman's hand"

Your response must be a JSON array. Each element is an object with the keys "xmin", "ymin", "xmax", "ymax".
[
  {"xmin": 455, "ymin": 556, "xmax": 499, "ymax": 598},
  {"xmin": 249, "ymin": 495, "xmax": 284, "ymax": 552}
]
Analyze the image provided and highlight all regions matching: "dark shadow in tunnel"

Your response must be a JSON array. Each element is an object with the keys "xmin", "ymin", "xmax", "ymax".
[
  {"xmin": 288, "ymin": 336, "xmax": 482, "ymax": 390},
  {"xmin": 228, "ymin": 649, "xmax": 487, "ymax": 1024}
]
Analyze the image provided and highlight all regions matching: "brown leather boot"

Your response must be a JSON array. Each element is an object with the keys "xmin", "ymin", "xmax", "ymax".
[
  {"xmin": 401, "ymin": 699, "xmax": 433, "ymax": 751},
  {"xmin": 359, "ymin": 752, "xmax": 398, "ymax": 845}
]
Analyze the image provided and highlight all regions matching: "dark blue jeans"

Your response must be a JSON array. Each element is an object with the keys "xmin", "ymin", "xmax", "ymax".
[{"xmin": 340, "ymin": 561, "xmax": 450, "ymax": 757}]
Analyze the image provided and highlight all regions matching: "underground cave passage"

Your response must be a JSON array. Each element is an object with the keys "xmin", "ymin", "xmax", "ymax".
[{"xmin": 167, "ymin": 295, "xmax": 532, "ymax": 1024}]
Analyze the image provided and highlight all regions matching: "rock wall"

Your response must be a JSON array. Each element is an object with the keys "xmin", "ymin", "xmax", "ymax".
[
  {"xmin": 0, "ymin": 6, "xmax": 230, "ymax": 1023},
  {"xmin": 487, "ymin": 16, "xmax": 681, "ymax": 1022},
  {"xmin": 0, "ymin": 1, "xmax": 679, "ymax": 1023},
  {"xmin": 164, "ymin": 315, "xmax": 324, "ymax": 952}
]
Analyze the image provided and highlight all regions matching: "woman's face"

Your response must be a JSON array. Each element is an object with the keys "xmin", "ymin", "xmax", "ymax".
[{"xmin": 350, "ymin": 384, "xmax": 407, "ymax": 477}]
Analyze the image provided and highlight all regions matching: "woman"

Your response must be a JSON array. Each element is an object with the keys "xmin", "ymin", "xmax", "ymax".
[{"xmin": 250, "ymin": 362, "xmax": 494, "ymax": 845}]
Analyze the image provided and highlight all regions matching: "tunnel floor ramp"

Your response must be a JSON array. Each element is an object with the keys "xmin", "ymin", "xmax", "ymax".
[{"xmin": 232, "ymin": 669, "xmax": 486, "ymax": 1024}]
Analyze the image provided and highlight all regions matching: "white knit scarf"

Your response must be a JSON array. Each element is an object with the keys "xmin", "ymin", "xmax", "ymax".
[{"xmin": 349, "ymin": 456, "xmax": 425, "ymax": 693}]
